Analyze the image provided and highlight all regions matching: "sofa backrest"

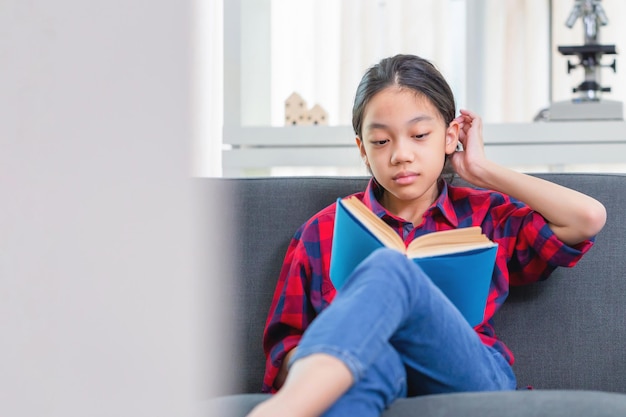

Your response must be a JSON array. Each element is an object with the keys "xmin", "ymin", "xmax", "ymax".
[{"xmin": 208, "ymin": 174, "xmax": 626, "ymax": 395}]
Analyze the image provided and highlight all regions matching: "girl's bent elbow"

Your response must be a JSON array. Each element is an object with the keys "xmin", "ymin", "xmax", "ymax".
[{"xmin": 584, "ymin": 201, "xmax": 607, "ymax": 238}]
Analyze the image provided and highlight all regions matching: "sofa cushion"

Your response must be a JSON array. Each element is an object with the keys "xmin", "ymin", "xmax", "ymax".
[{"xmin": 203, "ymin": 390, "xmax": 626, "ymax": 417}]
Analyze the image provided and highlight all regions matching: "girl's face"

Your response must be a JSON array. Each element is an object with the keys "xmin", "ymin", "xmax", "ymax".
[{"xmin": 356, "ymin": 86, "xmax": 458, "ymax": 217}]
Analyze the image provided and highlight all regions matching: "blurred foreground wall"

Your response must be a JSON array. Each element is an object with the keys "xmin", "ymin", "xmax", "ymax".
[{"xmin": 0, "ymin": 1, "xmax": 228, "ymax": 415}]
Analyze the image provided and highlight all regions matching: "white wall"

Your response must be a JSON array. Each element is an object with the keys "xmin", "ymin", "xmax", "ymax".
[{"xmin": 0, "ymin": 1, "xmax": 224, "ymax": 415}]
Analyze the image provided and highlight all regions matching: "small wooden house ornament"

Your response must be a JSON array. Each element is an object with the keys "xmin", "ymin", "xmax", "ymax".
[
  {"xmin": 285, "ymin": 92, "xmax": 309, "ymax": 126},
  {"xmin": 308, "ymin": 104, "xmax": 328, "ymax": 126},
  {"xmin": 284, "ymin": 92, "xmax": 329, "ymax": 126}
]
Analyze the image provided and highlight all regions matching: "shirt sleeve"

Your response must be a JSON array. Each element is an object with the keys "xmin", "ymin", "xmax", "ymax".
[
  {"xmin": 261, "ymin": 215, "xmax": 332, "ymax": 393},
  {"xmin": 492, "ymin": 199, "xmax": 594, "ymax": 286}
]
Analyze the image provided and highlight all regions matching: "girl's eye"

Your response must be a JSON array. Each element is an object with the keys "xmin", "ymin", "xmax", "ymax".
[
  {"xmin": 413, "ymin": 133, "xmax": 428, "ymax": 140},
  {"xmin": 371, "ymin": 139, "xmax": 388, "ymax": 146}
]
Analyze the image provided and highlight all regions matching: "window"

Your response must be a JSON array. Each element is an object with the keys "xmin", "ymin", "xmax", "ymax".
[{"xmin": 221, "ymin": 0, "xmax": 626, "ymax": 177}]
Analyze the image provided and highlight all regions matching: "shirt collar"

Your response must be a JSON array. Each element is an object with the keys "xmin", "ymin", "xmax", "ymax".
[
  {"xmin": 362, "ymin": 178, "xmax": 388, "ymax": 219},
  {"xmin": 362, "ymin": 178, "xmax": 459, "ymax": 227},
  {"xmin": 433, "ymin": 180, "xmax": 459, "ymax": 227}
]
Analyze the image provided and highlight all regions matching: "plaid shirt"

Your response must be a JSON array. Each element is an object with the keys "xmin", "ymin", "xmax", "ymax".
[{"xmin": 261, "ymin": 178, "xmax": 593, "ymax": 393}]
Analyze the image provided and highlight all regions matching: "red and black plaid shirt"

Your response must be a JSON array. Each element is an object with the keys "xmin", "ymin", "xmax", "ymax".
[{"xmin": 261, "ymin": 179, "xmax": 593, "ymax": 393}]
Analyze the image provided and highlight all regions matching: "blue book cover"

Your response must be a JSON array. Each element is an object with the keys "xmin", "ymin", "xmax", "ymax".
[{"xmin": 330, "ymin": 197, "xmax": 497, "ymax": 327}]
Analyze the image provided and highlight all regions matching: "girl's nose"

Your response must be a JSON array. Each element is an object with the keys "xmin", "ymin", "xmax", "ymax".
[{"xmin": 390, "ymin": 138, "xmax": 414, "ymax": 165}]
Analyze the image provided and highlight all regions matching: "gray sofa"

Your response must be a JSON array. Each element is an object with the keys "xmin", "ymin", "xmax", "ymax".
[{"xmin": 206, "ymin": 173, "xmax": 626, "ymax": 416}]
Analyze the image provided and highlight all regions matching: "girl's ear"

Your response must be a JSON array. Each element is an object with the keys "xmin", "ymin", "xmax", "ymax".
[
  {"xmin": 355, "ymin": 136, "xmax": 369, "ymax": 166},
  {"xmin": 445, "ymin": 120, "xmax": 460, "ymax": 155}
]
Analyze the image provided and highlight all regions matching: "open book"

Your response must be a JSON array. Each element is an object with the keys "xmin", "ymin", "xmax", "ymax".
[{"xmin": 329, "ymin": 196, "xmax": 498, "ymax": 326}]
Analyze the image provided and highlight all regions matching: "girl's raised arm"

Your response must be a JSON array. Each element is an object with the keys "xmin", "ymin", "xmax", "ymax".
[{"xmin": 451, "ymin": 109, "xmax": 606, "ymax": 246}]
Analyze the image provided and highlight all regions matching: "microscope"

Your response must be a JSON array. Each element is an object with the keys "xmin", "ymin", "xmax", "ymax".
[{"xmin": 544, "ymin": 0, "xmax": 623, "ymax": 121}]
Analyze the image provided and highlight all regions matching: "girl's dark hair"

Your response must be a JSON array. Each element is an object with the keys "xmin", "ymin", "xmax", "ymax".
[
  {"xmin": 352, "ymin": 54, "xmax": 457, "ymax": 178},
  {"xmin": 352, "ymin": 54, "xmax": 456, "ymax": 137}
]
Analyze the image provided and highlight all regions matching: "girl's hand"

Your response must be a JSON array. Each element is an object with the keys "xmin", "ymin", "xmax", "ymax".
[{"xmin": 450, "ymin": 109, "xmax": 492, "ymax": 188}]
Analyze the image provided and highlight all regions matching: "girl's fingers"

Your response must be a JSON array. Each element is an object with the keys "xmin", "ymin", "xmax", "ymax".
[{"xmin": 459, "ymin": 108, "xmax": 477, "ymax": 117}]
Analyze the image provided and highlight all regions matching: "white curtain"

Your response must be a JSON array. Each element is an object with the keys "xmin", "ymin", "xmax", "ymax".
[
  {"xmin": 270, "ymin": 0, "xmax": 465, "ymax": 127},
  {"xmin": 481, "ymin": 0, "xmax": 550, "ymax": 122},
  {"xmin": 336, "ymin": 0, "xmax": 465, "ymax": 125}
]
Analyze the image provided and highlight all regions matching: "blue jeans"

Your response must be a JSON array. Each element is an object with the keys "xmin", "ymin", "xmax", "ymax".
[{"xmin": 290, "ymin": 248, "xmax": 517, "ymax": 417}]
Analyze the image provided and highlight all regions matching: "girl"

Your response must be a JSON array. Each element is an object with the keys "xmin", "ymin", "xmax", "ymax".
[{"xmin": 247, "ymin": 54, "xmax": 606, "ymax": 417}]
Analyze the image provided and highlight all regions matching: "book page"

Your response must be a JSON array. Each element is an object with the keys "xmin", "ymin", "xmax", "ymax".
[
  {"xmin": 407, "ymin": 240, "xmax": 496, "ymax": 258},
  {"xmin": 407, "ymin": 227, "xmax": 495, "ymax": 258}
]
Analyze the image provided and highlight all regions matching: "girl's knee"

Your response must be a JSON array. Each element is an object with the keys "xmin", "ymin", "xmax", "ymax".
[
  {"xmin": 363, "ymin": 248, "xmax": 411, "ymax": 270},
  {"xmin": 349, "ymin": 248, "xmax": 432, "ymax": 296},
  {"xmin": 363, "ymin": 249, "xmax": 427, "ymax": 282}
]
